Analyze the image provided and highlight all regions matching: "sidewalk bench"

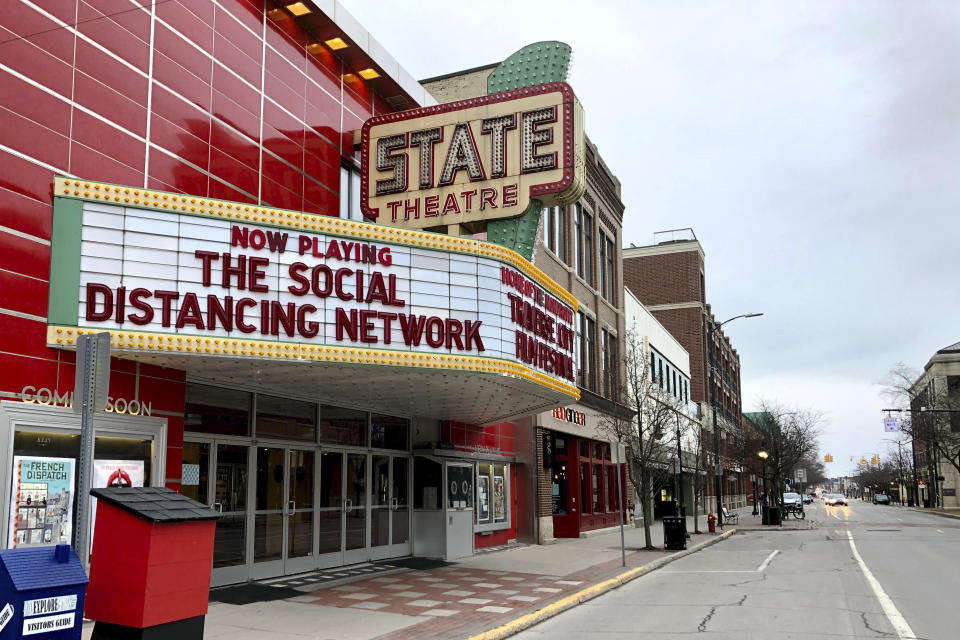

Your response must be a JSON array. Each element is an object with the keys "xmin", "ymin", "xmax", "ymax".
[{"xmin": 722, "ymin": 507, "xmax": 739, "ymax": 524}]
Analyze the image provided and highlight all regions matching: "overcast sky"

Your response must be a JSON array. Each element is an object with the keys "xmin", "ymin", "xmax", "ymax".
[{"xmin": 342, "ymin": 0, "xmax": 960, "ymax": 478}]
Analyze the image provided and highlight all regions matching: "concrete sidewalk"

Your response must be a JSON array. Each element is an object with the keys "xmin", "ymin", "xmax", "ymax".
[{"xmin": 80, "ymin": 511, "xmax": 745, "ymax": 640}]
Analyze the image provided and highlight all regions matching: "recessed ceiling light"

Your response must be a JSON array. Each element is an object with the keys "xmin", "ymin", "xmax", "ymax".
[
  {"xmin": 325, "ymin": 37, "xmax": 348, "ymax": 50},
  {"xmin": 358, "ymin": 68, "xmax": 380, "ymax": 80},
  {"xmin": 286, "ymin": 2, "xmax": 311, "ymax": 16}
]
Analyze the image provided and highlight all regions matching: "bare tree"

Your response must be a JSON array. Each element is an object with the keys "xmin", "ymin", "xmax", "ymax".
[
  {"xmin": 683, "ymin": 412, "xmax": 707, "ymax": 533},
  {"xmin": 853, "ymin": 460, "xmax": 898, "ymax": 499},
  {"xmin": 883, "ymin": 362, "xmax": 960, "ymax": 505},
  {"xmin": 749, "ymin": 401, "xmax": 822, "ymax": 507},
  {"xmin": 600, "ymin": 330, "xmax": 686, "ymax": 550}
]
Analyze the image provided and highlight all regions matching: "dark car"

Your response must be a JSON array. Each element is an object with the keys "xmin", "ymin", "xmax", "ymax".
[{"xmin": 873, "ymin": 494, "xmax": 891, "ymax": 505}]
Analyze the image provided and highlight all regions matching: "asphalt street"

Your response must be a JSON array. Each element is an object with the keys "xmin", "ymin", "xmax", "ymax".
[{"xmin": 515, "ymin": 500, "xmax": 960, "ymax": 639}]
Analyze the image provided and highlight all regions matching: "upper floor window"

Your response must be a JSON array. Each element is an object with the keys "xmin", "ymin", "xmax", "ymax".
[
  {"xmin": 599, "ymin": 233, "xmax": 616, "ymax": 305},
  {"xmin": 577, "ymin": 312, "xmax": 596, "ymax": 392},
  {"xmin": 544, "ymin": 205, "xmax": 568, "ymax": 264},
  {"xmin": 601, "ymin": 328, "xmax": 617, "ymax": 398},
  {"xmin": 340, "ymin": 165, "xmax": 364, "ymax": 221}
]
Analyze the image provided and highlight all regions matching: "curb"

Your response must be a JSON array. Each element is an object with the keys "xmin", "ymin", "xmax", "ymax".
[
  {"xmin": 465, "ymin": 529, "xmax": 737, "ymax": 640},
  {"xmin": 912, "ymin": 508, "xmax": 960, "ymax": 521}
]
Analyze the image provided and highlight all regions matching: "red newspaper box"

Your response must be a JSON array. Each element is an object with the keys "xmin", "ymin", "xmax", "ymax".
[{"xmin": 85, "ymin": 487, "xmax": 220, "ymax": 639}]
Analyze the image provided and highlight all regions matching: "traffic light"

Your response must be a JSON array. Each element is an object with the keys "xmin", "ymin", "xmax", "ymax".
[
  {"xmin": 859, "ymin": 458, "xmax": 868, "ymax": 466},
  {"xmin": 871, "ymin": 455, "xmax": 880, "ymax": 465},
  {"xmin": 824, "ymin": 454, "xmax": 834, "ymax": 463}
]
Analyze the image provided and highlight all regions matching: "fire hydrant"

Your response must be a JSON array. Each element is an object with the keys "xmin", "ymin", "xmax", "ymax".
[{"xmin": 707, "ymin": 512, "xmax": 716, "ymax": 533}]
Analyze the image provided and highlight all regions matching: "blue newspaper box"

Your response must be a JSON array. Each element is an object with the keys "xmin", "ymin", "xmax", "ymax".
[{"xmin": 0, "ymin": 544, "xmax": 88, "ymax": 639}]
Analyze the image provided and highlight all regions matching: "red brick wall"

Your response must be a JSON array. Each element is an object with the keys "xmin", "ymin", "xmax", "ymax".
[{"xmin": 623, "ymin": 249, "xmax": 703, "ymax": 308}]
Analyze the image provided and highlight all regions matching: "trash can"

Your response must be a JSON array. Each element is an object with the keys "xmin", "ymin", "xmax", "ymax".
[
  {"xmin": 663, "ymin": 515, "xmax": 687, "ymax": 550},
  {"xmin": 763, "ymin": 506, "xmax": 782, "ymax": 526},
  {"xmin": 85, "ymin": 487, "xmax": 220, "ymax": 639},
  {"xmin": 0, "ymin": 544, "xmax": 88, "ymax": 639}
]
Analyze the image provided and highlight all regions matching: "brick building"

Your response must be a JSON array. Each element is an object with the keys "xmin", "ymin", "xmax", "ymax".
[{"xmin": 622, "ymin": 230, "xmax": 748, "ymax": 509}]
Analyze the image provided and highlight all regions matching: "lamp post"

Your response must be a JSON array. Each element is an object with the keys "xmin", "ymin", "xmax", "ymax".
[
  {"xmin": 709, "ymin": 312, "xmax": 763, "ymax": 525},
  {"xmin": 750, "ymin": 473, "xmax": 758, "ymax": 515},
  {"xmin": 758, "ymin": 451, "xmax": 769, "ymax": 518},
  {"xmin": 675, "ymin": 411, "xmax": 684, "ymax": 518}
]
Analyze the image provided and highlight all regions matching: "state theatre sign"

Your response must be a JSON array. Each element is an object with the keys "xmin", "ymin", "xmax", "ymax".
[
  {"xmin": 45, "ymin": 178, "xmax": 579, "ymax": 423},
  {"xmin": 361, "ymin": 82, "xmax": 586, "ymax": 229}
]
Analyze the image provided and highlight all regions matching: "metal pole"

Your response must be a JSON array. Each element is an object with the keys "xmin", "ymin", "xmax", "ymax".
[
  {"xmin": 73, "ymin": 335, "xmax": 103, "ymax": 566},
  {"xmin": 675, "ymin": 413, "xmax": 683, "ymax": 518},
  {"xmin": 709, "ymin": 323, "xmax": 722, "ymax": 525},
  {"xmin": 615, "ymin": 443, "xmax": 625, "ymax": 568}
]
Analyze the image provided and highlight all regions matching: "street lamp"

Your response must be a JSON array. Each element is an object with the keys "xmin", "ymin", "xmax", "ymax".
[
  {"xmin": 758, "ymin": 451, "xmax": 769, "ymax": 517},
  {"xmin": 710, "ymin": 312, "xmax": 763, "ymax": 525}
]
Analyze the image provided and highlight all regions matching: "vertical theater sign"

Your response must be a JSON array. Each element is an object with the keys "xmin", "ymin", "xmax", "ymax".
[{"xmin": 361, "ymin": 82, "xmax": 586, "ymax": 230}]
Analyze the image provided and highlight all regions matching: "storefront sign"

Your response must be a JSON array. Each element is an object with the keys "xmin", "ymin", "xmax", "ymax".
[
  {"xmin": 9, "ymin": 457, "xmax": 75, "ymax": 548},
  {"xmin": 552, "ymin": 407, "xmax": 586, "ymax": 425},
  {"xmin": 361, "ymin": 82, "xmax": 585, "ymax": 229},
  {"xmin": 20, "ymin": 387, "xmax": 152, "ymax": 416},
  {"xmin": 47, "ymin": 179, "xmax": 579, "ymax": 399}
]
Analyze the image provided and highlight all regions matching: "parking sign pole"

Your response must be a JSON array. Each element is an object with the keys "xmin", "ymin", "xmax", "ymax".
[{"xmin": 73, "ymin": 333, "xmax": 110, "ymax": 566}]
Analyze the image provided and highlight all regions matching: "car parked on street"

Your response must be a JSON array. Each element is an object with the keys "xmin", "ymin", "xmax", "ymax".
[
  {"xmin": 873, "ymin": 494, "xmax": 891, "ymax": 505},
  {"xmin": 802, "ymin": 494, "xmax": 814, "ymax": 504}
]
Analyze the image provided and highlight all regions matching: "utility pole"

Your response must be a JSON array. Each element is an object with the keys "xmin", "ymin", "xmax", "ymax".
[{"xmin": 709, "ymin": 312, "xmax": 762, "ymax": 526}]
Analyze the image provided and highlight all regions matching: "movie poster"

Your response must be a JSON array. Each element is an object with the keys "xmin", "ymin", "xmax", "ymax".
[
  {"xmin": 493, "ymin": 473, "xmax": 505, "ymax": 522},
  {"xmin": 90, "ymin": 460, "xmax": 145, "ymax": 545},
  {"xmin": 9, "ymin": 457, "xmax": 75, "ymax": 549},
  {"xmin": 477, "ymin": 474, "xmax": 490, "ymax": 523}
]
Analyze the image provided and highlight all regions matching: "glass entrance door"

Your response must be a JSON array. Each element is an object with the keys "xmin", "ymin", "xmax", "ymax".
[
  {"xmin": 370, "ymin": 455, "xmax": 411, "ymax": 560},
  {"xmin": 183, "ymin": 441, "xmax": 250, "ymax": 587},
  {"xmin": 343, "ymin": 452, "xmax": 368, "ymax": 564},
  {"xmin": 251, "ymin": 447, "xmax": 315, "ymax": 579},
  {"xmin": 317, "ymin": 451, "xmax": 344, "ymax": 568}
]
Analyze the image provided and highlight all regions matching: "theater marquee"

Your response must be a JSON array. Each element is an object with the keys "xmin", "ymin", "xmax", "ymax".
[
  {"xmin": 46, "ymin": 179, "xmax": 579, "ymax": 419},
  {"xmin": 361, "ymin": 82, "xmax": 585, "ymax": 229}
]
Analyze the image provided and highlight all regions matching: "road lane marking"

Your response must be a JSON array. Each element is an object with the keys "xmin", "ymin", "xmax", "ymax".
[
  {"xmin": 663, "ymin": 550, "xmax": 780, "ymax": 574},
  {"xmin": 847, "ymin": 531, "xmax": 917, "ymax": 639},
  {"xmin": 756, "ymin": 550, "xmax": 779, "ymax": 572},
  {"xmin": 937, "ymin": 529, "xmax": 943, "ymax": 533}
]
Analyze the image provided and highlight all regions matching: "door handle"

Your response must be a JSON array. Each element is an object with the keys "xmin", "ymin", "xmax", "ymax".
[
  {"xmin": 344, "ymin": 498, "xmax": 353, "ymax": 514},
  {"xmin": 212, "ymin": 502, "xmax": 223, "ymax": 513},
  {"xmin": 391, "ymin": 497, "xmax": 398, "ymax": 510},
  {"xmin": 287, "ymin": 500, "xmax": 296, "ymax": 516}
]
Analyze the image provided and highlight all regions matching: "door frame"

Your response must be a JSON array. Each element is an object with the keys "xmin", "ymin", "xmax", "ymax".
[
  {"xmin": 368, "ymin": 454, "xmax": 411, "ymax": 561},
  {"xmin": 250, "ymin": 445, "xmax": 319, "ymax": 580}
]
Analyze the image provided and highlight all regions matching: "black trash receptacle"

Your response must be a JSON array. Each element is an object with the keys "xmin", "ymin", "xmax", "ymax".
[
  {"xmin": 663, "ymin": 515, "xmax": 687, "ymax": 550},
  {"xmin": 763, "ymin": 506, "xmax": 782, "ymax": 526}
]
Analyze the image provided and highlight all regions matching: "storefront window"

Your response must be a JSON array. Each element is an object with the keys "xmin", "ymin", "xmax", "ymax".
[
  {"xmin": 551, "ymin": 463, "xmax": 568, "ymax": 515},
  {"xmin": 609, "ymin": 466, "xmax": 619, "ymax": 512},
  {"xmin": 580, "ymin": 441, "xmax": 589, "ymax": 458},
  {"xmin": 319, "ymin": 405, "xmax": 367, "ymax": 446},
  {"xmin": 592, "ymin": 464, "xmax": 601, "ymax": 512},
  {"xmin": 256, "ymin": 394, "xmax": 316, "ymax": 441},
  {"xmin": 181, "ymin": 442, "xmax": 210, "ymax": 505},
  {"xmin": 555, "ymin": 435, "xmax": 567, "ymax": 454},
  {"xmin": 414, "ymin": 458, "xmax": 441, "ymax": 509},
  {"xmin": 447, "ymin": 465, "xmax": 473, "ymax": 510},
  {"xmin": 185, "ymin": 383, "xmax": 250, "ymax": 436},
  {"xmin": 370, "ymin": 414, "xmax": 409, "ymax": 450},
  {"xmin": 580, "ymin": 462, "xmax": 590, "ymax": 514},
  {"xmin": 603, "ymin": 466, "xmax": 610, "ymax": 511},
  {"xmin": 475, "ymin": 463, "xmax": 508, "ymax": 527},
  {"xmin": 11, "ymin": 430, "xmax": 153, "ymax": 550},
  {"xmin": 477, "ymin": 463, "xmax": 492, "ymax": 524}
]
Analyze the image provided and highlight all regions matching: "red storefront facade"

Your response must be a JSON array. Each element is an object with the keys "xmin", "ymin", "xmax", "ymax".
[{"xmin": 0, "ymin": 0, "xmax": 582, "ymax": 582}]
